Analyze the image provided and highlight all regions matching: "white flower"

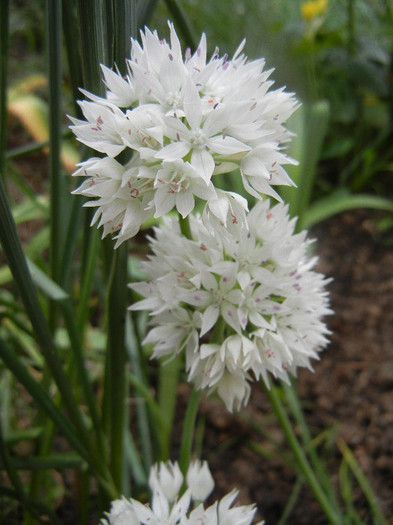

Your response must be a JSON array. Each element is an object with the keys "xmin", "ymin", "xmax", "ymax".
[
  {"xmin": 101, "ymin": 498, "xmax": 139, "ymax": 525},
  {"xmin": 186, "ymin": 460, "xmax": 215, "ymax": 502},
  {"xmin": 149, "ymin": 461, "xmax": 184, "ymax": 503},
  {"xmin": 101, "ymin": 460, "xmax": 264, "ymax": 525},
  {"xmin": 70, "ymin": 22, "xmax": 298, "ymax": 243},
  {"xmin": 130, "ymin": 199, "xmax": 332, "ymax": 412}
]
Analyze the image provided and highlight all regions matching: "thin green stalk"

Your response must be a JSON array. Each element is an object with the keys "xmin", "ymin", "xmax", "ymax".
[
  {"xmin": 76, "ymin": 0, "xmax": 113, "ymax": 93},
  {"xmin": 0, "ymin": 454, "xmax": 83, "ymax": 471},
  {"xmin": 124, "ymin": 429, "xmax": 148, "ymax": 488},
  {"xmin": 0, "ymin": 419, "xmax": 45, "ymax": 524},
  {"xmin": 59, "ymin": 194, "xmax": 83, "ymax": 290},
  {"xmin": 179, "ymin": 214, "xmax": 192, "ymax": 239},
  {"xmin": 77, "ymin": 215, "xmax": 100, "ymax": 334},
  {"xmin": 277, "ymin": 477, "xmax": 304, "ymax": 525},
  {"xmin": 0, "ymin": 339, "xmax": 116, "ymax": 501},
  {"xmin": 103, "ymin": 243, "xmax": 129, "ymax": 491},
  {"xmin": 126, "ymin": 311, "xmax": 153, "ymax": 473},
  {"xmin": 163, "ymin": 0, "xmax": 198, "ymax": 51},
  {"xmin": 113, "ymin": 0, "xmax": 137, "ymax": 74},
  {"xmin": 0, "ymin": 178, "xmax": 115, "ymax": 494},
  {"xmin": 339, "ymin": 461, "xmax": 364, "ymax": 525},
  {"xmin": 137, "ymin": 0, "xmax": 159, "ymax": 27},
  {"xmin": 282, "ymin": 381, "xmax": 341, "ymax": 511},
  {"xmin": 40, "ymin": 9, "xmax": 66, "ymax": 495},
  {"xmin": 6, "ymin": 139, "xmax": 50, "ymax": 159},
  {"xmin": 47, "ymin": 0, "xmax": 64, "ymax": 288},
  {"xmin": 0, "ymin": 0, "xmax": 9, "ymax": 183},
  {"xmin": 62, "ymin": 300, "xmax": 106, "ymax": 458},
  {"xmin": 25, "ymin": 258, "xmax": 105, "ymax": 460},
  {"xmin": 128, "ymin": 373, "xmax": 166, "ymax": 447},
  {"xmin": 338, "ymin": 441, "xmax": 388, "ymax": 525},
  {"xmin": 0, "ymin": 336, "xmax": 87, "ymax": 464},
  {"xmin": 34, "ymin": 3, "xmax": 63, "ymax": 495},
  {"xmin": 179, "ymin": 389, "xmax": 202, "ymax": 474},
  {"xmin": 263, "ymin": 381, "xmax": 342, "ymax": 525},
  {"xmin": 157, "ymin": 357, "xmax": 181, "ymax": 460},
  {"xmin": 62, "ymin": 0, "xmax": 83, "ymax": 112}
]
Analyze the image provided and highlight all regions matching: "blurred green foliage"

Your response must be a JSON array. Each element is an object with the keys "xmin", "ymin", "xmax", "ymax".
[
  {"xmin": 152, "ymin": 0, "xmax": 393, "ymax": 204},
  {"xmin": 9, "ymin": 0, "xmax": 393, "ymax": 204}
]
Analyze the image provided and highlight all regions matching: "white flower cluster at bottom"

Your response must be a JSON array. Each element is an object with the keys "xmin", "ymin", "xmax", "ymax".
[{"xmin": 102, "ymin": 460, "xmax": 264, "ymax": 525}]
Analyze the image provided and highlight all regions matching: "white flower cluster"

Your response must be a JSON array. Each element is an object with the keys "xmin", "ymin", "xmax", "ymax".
[
  {"xmin": 130, "ymin": 200, "xmax": 331, "ymax": 412},
  {"xmin": 70, "ymin": 23, "xmax": 298, "ymax": 245},
  {"xmin": 102, "ymin": 460, "xmax": 264, "ymax": 525}
]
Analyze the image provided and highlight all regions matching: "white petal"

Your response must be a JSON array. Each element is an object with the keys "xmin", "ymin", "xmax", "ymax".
[
  {"xmin": 176, "ymin": 190, "xmax": 195, "ymax": 218},
  {"xmin": 200, "ymin": 304, "xmax": 220, "ymax": 336},
  {"xmin": 155, "ymin": 141, "xmax": 190, "ymax": 161},
  {"xmin": 208, "ymin": 134, "xmax": 251, "ymax": 155},
  {"xmin": 191, "ymin": 148, "xmax": 215, "ymax": 183}
]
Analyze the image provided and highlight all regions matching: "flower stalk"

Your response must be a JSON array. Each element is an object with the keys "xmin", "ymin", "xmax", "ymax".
[
  {"xmin": 179, "ymin": 389, "xmax": 202, "ymax": 475},
  {"xmin": 264, "ymin": 380, "xmax": 342, "ymax": 525}
]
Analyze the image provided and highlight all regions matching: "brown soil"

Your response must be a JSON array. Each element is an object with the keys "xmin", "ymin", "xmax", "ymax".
[{"xmin": 197, "ymin": 209, "xmax": 393, "ymax": 524}]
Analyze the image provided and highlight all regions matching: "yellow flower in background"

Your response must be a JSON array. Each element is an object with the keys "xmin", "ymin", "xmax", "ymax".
[{"xmin": 301, "ymin": 0, "xmax": 328, "ymax": 21}]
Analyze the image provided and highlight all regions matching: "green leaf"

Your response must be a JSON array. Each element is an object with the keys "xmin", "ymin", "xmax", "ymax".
[
  {"xmin": 338, "ymin": 441, "xmax": 388, "ymax": 525},
  {"xmin": 26, "ymin": 259, "xmax": 68, "ymax": 302},
  {"xmin": 0, "ymin": 453, "xmax": 84, "ymax": 471},
  {"xmin": 281, "ymin": 100, "xmax": 330, "ymax": 226},
  {"xmin": 11, "ymin": 196, "xmax": 49, "ymax": 224},
  {"xmin": 302, "ymin": 191, "xmax": 393, "ymax": 229},
  {"xmin": 0, "ymin": 336, "xmax": 87, "ymax": 462}
]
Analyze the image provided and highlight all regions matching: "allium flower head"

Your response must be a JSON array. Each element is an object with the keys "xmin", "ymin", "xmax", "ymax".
[
  {"xmin": 101, "ymin": 460, "xmax": 264, "ymax": 525},
  {"xmin": 70, "ymin": 22, "xmax": 298, "ymax": 245},
  {"xmin": 130, "ymin": 200, "xmax": 332, "ymax": 412}
]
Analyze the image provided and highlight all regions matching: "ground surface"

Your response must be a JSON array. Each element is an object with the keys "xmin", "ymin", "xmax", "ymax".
[{"xmin": 196, "ymin": 209, "xmax": 393, "ymax": 524}]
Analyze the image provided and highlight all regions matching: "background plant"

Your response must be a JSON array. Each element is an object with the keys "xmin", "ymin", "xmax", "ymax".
[{"xmin": 0, "ymin": 1, "xmax": 390, "ymax": 524}]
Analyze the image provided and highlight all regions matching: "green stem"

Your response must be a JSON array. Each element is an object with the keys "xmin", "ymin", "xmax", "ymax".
[
  {"xmin": 0, "ymin": 337, "xmax": 87, "ymax": 464},
  {"xmin": 77, "ymin": 224, "xmax": 100, "ymax": 334},
  {"xmin": 179, "ymin": 388, "xmax": 202, "ymax": 474},
  {"xmin": 103, "ymin": 242, "xmax": 129, "ymax": 491},
  {"xmin": 263, "ymin": 380, "xmax": 342, "ymax": 525},
  {"xmin": 62, "ymin": 300, "xmax": 106, "ymax": 458},
  {"xmin": 0, "ymin": 0, "xmax": 9, "ymax": 184},
  {"xmin": 0, "ymin": 177, "xmax": 116, "ymax": 496},
  {"xmin": 126, "ymin": 312, "xmax": 154, "ymax": 473},
  {"xmin": 179, "ymin": 214, "xmax": 192, "ymax": 239},
  {"xmin": 282, "ymin": 381, "xmax": 340, "ymax": 510},
  {"xmin": 76, "ymin": 0, "xmax": 112, "ymax": 93},
  {"xmin": 158, "ymin": 356, "xmax": 181, "ymax": 460},
  {"xmin": 47, "ymin": 0, "xmax": 64, "ymax": 288},
  {"xmin": 113, "ymin": 0, "xmax": 137, "ymax": 76},
  {"xmin": 163, "ymin": 0, "xmax": 198, "ymax": 51},
  {"xmin": 0, "ymin": 419, "xmax": 52, "ymax": 524}
]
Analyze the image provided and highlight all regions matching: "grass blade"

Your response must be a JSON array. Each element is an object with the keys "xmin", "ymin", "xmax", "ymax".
[
  {"xmin": 338, "ymin": 440, "xmax": 388, "ymax": 525},
  {"xmin": 47, "ymin": 0, "xmax": 66, "ymax": 287},
  {"xmin": 303, "ymin": 190, "xmax": 393, "ymax": 229},
  {"xmin": 0, "ymin": 0, "xmax": 9, "ymax": 183},
  {"xmin": 0, "ymin": 336, "xmax": 87, "ymax": 462},
  {"xmin": 163, "ymin": 0, "xmax": 198, "ymax": 50}
]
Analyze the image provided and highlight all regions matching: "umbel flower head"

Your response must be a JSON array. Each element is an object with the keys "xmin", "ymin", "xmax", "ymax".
[
  {"xmin": 130, "ymin": 199, "xmax": 332, "ymax": 412},
  {"xmin": 101, "ymin": 459, "xmax": 264, "ymax": 524},
  {"xmin": 70, "ymin": 22, "xmax": 298, "ymax": 245}
]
